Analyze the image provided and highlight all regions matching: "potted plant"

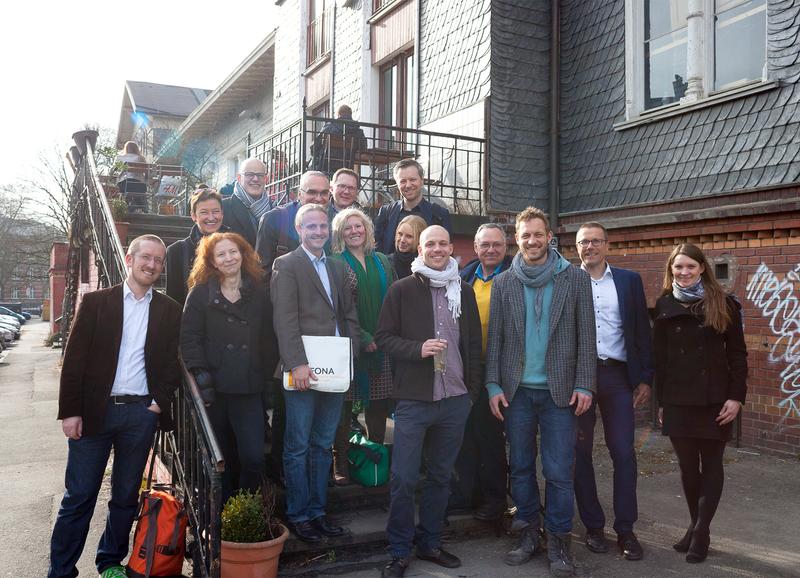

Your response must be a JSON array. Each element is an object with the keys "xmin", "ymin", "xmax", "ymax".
[{"xmin": 220, "ymin": 482, "xmax": 288, "ymax": 578}]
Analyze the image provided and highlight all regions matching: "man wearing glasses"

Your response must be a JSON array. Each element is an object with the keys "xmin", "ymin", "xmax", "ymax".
[
  {"xmin": 573, "ymin": 222, "xmax": 653, "ymax": 562},
  {"xmin": 328, "ymin": 168, "xmax": 362, "ymax": 218},
  {"xmin": 222, "ymin": 158, "xmax": 273, "ymax": 247},
  {"xmin": 450, "ymin": 223, "xmax": 512, "ymax": 521},
  {"xmin": 255, "ymin": 170, "xmax": 331, "ymax": 275}
]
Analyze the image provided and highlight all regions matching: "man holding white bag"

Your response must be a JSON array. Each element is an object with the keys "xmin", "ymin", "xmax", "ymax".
[{"xmin": 271, "ymin": 203, "xmax": 360, "ymax": 543}]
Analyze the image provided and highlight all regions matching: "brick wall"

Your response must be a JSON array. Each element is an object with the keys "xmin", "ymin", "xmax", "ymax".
[{"xmin": 559, "ymin": 205, "xmax": 800, "ymax": 457}]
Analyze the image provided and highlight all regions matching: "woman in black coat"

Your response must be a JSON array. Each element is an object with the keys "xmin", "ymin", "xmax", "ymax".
[
  {"xmin": 654, "ymin": 243, "xmax": 747, "ymax": 564},
  {"xmin": 180, "ymin": 232, "xmax": 279, "ymax": 500}
]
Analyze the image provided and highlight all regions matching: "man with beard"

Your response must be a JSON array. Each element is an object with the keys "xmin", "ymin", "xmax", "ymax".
[{"xmin": 485, "ymin": 207, "xmax": 596, "ymax": 577}]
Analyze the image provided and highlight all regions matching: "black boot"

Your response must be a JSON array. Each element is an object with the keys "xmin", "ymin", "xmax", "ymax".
[
  {"xmin": 546, "ymin": 531, "xmax": 574, "ymax": 577},
  {"xmin": 686, "ymin": 529, "xmax": 710, "ymax": 563}
]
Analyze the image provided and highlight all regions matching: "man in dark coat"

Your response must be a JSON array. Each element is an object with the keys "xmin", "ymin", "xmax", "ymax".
[
  {"xmin": 374, "ymin": 159, "xmax": 452, "ymax": 255},
  {"xmin": 165, "ymin": 187, "xmax": 228, "ymax": 305},
  {"xmin": 573, "ymin": 222, "xmax": 654, "ymax": 561},
  {"xmin": 375, "ymin": 225, "xmax": 482, "ymax": 578},
  {"xmin": 450, "ymin": 223, "xmax": 513, "ymax": 521},
  {"xmin": 222, "ymin": 158, "xmax": 273, "ymax": 247},
  {"xmin": 48, "ymin": 235, "xmax": 182, "ymax": 578},
  {"xmin": 310, "ymin": 104, "xmax": 368, "ymax": 175}
]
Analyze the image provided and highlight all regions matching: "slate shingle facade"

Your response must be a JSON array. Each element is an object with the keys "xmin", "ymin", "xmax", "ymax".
[{"xmin": 558, "ymin": 0, "xmax": 800, "ymax": 214}]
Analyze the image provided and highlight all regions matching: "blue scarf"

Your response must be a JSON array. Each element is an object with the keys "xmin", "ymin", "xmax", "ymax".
[
  {"xmin": 511, "ymin": 248, "xmax": 561, "ymax": 325},
  {"xmin": 672, "ymin": 279, "xmax": 705, "ymax": 303}
]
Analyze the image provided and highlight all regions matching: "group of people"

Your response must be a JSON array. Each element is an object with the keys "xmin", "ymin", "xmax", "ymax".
[{"xmin": 48, "ymin": 156, "xmax": 747, "ymax": 578}]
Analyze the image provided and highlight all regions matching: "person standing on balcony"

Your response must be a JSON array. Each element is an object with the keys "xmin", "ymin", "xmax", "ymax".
[
  {"xmin": 449, "ymin": 223, "xmax": 512, "ymax": 521},
  {"xmin": 485, "ymin": 207, "xmax": 596, "ymax": 577},
  {"xmin": 310, "ymin": 104, "xmax": 368, "ymax": 176},
  {"xmin": 375, "ymin": 225, "xmax": 482, "ymax": 578},
  {"xmin": 573, "ymin": 222, "xmax": 653, "ymax": 562},
  {"xmin": 48, "ymin": 235, "xmax": 182, "ymax": 578},
  {"xmin": 222, "ymin": 158, "xmax": 273, "ymax": 248},
  {"xmin": 180, "ymin": 232, "xmax": 279, "ymax": 503},
  {"xmin": 328, "ymin": 167, "xmax": 362, "ymax": 219},
  {"xmin": 165, "ymin": 186, "xmax": 229, "ymax": 305},
  {"xmin": 255, "ymin": 170, "xmax": 330, "ymax": 275},
  {"xmin": 271, "ymin": 203, "xmax": 360, "ymax": 543},
  {"xmin": 374, "ymin": 159, "xmax": 452, "ymax": 255}
]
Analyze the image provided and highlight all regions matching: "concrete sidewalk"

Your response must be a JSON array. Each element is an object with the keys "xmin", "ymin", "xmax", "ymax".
[
  {"xmin": 2, "ymin": 320, "xmax": 798, "ymax": 577},
  {"xmin": 0, "ymin": 320, "xmax": 106, "ymax": 578}
]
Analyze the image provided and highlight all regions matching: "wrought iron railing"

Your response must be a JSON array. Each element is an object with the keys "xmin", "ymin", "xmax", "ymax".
[
  {"xmin": 107, "ymin": 162, "xmax": 190, "ymax": 216},
  {"xmin": 248, "ymin": 113, "xmax": 487, "ymax": 215},
  {"xmin": 63, "ymin": 137, "xmax": 224, "ymax": 578}
]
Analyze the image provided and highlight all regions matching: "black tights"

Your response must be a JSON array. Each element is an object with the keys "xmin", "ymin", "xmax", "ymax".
[{"xmin": 670, "ymin": 437, "xmax": 726, "ymax": 536}]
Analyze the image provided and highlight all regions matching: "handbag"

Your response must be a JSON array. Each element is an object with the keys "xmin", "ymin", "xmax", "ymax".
[
  {"xmin": 347, "ymin": 431, "xmax": 390, "ymax": 487},
  {"xmin": 283, "ymin": 335, "xmax": 353, "ymax": 392}
]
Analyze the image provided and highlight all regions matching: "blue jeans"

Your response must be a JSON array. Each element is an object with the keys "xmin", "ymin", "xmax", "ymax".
[
  {"xmin": 48, "ymin": 400, "xmax": 159, "ymax": 578},
  {"xmin": 505, "ymin": 387, "xmax": 577, "ymax": 534},
  {"xmin": 283, "ymin": 389, "xmax": 344, "ymax": 523},
  {"xmin": 387, "ymin": 395, "xmax": 471, "ymax": 558},
  {"xmin": 575, "ymin": 364, "xmax": 638, "ymax": 534}
]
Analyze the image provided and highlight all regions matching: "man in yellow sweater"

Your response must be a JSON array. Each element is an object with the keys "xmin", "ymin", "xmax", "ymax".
[{"xmin": 450, "ymin": 223, "xmax": 513, "ymax": 520}]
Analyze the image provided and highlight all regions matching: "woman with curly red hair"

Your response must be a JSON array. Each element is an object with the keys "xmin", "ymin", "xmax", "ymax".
[{"xmin": 180, "ymin": 232, "xmax": 279, "ymax": 500}]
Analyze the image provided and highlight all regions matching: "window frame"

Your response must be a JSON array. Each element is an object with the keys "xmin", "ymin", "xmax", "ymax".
[{"xmin": 624, "ymin": 0, "xmax": 768, "ymax": 121}]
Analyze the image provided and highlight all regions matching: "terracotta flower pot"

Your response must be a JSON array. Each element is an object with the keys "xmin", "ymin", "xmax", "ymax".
[
  {"xmin": 72, "ymin": 129, "xmax": 99, "ymax": 155},
  {"xmin": 221, "ymin": 524, "xmax": 289, "ymax": 578},
  {"xmin": 114, "ymin": 221, "xmax": 130, "ymax": 245}
]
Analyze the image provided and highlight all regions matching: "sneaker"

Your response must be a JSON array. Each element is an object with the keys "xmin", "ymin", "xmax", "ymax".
[
  {"xmin": 99, "ymin": 566, "xmax": 127, "ymax": 578},
  {"xmin": 546, "ymin": 531, "xmax": 574, "ymax": 577},
  {"xmin": 504, "ymin": 525, "xmax": 545, "ymax": 565}
]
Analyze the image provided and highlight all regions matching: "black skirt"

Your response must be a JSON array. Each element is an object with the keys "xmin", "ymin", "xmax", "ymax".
[{"xmin": 661, "ymin": 403, "xmax": 732, "ymax": 441}]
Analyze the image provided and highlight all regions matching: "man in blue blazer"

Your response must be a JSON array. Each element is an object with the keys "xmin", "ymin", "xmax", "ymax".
[{"xmin": 574, "ymin": 222, "xmax": 654, "ymax": 562}]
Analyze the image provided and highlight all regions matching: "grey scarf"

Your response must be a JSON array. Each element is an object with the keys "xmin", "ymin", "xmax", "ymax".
[
  {"xmin": 511, "ymin": 248, "xmax": 559, "ymax": 324},
  {"xmin": 233, "ymin": 181, "xmax": 272, "ymax": 222},
  {"xmin": 672, "ymin": 279, "xmax": 705, "ymax": 303}
]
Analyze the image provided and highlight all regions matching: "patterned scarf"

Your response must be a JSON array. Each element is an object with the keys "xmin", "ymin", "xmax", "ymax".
[
  {"xmin": 411, "ymin": 256, "xmax": 462, "ymax": 320},
  {"xmin": 233, "ymin": 180, "xmax": 272, "ymax": 222},
  {"xmin": 511, "ymin": 248, "xmax": 560, "ymax": 325},
  {"xmin": 672, "ymin": 278, "xmax": 705, "ymax": 303}
]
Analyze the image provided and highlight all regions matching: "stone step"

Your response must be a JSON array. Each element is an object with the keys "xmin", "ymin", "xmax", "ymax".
[
  {"xmin": 277, "ymin": 507, "xmax": 503, "ymax": 576},
  {"xmin": 125, "ymin": 213, "xmax": 192, "ymax": 246}
]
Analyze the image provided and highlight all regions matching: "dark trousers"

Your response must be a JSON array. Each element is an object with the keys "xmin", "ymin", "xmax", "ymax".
[
  {"xmin": 387, "ymin": 395, "xmax": 471, "ymax": 558},
  {"xmin": 574, "ymin": 364, "xmax": 638, "ymax": 535},
  {"xmin": 48, "ymin": 400, "xmax": 159, "ymax": 578},
  {"xmin": 451, "ymin": 387, "xmax": 507, "ymax": 509},
  {"xmin": 268, "ymin": 380, "xmax": 285, "ymax": 481},
  {"xmin": 208, "ymin": 392, "xmax": 265, "ymax": 504}
]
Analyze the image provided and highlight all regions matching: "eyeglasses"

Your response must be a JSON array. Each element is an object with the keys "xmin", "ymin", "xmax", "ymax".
[
  {"xmin": 335, "ymin": 184, "xmax": 358, "ymax": 192},
  {"xmin": 301, "ymin": 189, "xmax": 328, "ymax": 197},
  {"xmin": 477, "ymin": 242, "xmax": 505, "ymax": 250},
  {"xmin": 242, "ymin": 172, "xmax": 267, "ymax": 179},
  {"xmin": 576, "ymin": 239, "xmax": 607, "ymax": 248}
]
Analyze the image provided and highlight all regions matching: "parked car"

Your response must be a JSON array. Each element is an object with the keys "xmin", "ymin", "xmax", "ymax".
[
  {"xmin": 19, "ymin": 311, "xmax": 31, "ymax": 320},
  {"xmin": 0, "ymin": 326, "xmax": 13, "ymax": 343},
  {"xmin": 0, "ymin": 307, "xmax": 25, "ymax": 323},
  {"xmin": 0, "ymin": 314, "xmax": 21, "ymax": 329},
  {"xmin": 0, "ymin": 318, "xmax": 21, "ymax": 340}
]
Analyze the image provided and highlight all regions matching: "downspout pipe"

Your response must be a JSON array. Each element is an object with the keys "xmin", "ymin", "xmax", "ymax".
[{"xmin": 549, "ymin": 0, "xmax": 560, "ymax": 232}]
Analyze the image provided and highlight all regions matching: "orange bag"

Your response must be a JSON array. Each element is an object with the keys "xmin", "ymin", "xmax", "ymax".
[{"xmin": 127, "ymin": 484, "xmax": 188, "ymax": 578}]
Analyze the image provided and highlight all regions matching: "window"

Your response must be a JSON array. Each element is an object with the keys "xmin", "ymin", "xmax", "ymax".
[
  {"xmin": 379, "ymin": 50, "xmax": 416, "ymax": 145},
  {"xmin": 307, "ymin": 0, "xmax": 332, "ymax": 67},
  {"xmin": 26, "ymin": 286, "xmax": 35, "ymax": 299},
  {"xmin": 11, "ymin": 287, "xmax": 19, "ymax": 299},
  {"xmin": 311, "ymin": 100, "xmax": 330, "ymax": 118},
  {"xmin": 626, "ymin": 0, "xmax": 766, "ymax": 118}
]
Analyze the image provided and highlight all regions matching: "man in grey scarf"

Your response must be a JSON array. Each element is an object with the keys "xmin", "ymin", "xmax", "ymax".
[
  {"xmin": 485, "ymin": 206, "xmax": 597, "ymax": 577},
  {"xmin": 222, "ymin": 158, "xmax": 273, "ymax": 247}
]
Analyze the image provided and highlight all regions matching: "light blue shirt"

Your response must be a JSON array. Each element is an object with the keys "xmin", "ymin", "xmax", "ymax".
[
  {"xmin": 111, "ymin": 282, "xmax": 152, "ymax": 396},
  {"xmin": 301, "ymin": 245, "xmax": 340, "ymax": 337},
  {"xmin": 582, "ymin": 263, "xmax": 627, "ymax": 362}
]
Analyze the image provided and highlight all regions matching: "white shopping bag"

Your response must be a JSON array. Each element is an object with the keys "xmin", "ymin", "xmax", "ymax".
[{"xmin": 283, "ymin": 335, "xmax": 353, "ymax": 392}]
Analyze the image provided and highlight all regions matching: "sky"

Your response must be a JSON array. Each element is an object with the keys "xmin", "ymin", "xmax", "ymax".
[{"xmin": 0, "ymin": 1, "xmax": 276, "ymax": 187}]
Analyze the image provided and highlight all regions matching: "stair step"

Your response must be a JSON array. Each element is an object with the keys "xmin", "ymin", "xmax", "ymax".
[
  {"xmin": 124, "ymin": 213, "xmax": 193, "ymax": 246},
  {"xmin": 278, "ymin": 508, "xmax": 499, "ymax": 576}
]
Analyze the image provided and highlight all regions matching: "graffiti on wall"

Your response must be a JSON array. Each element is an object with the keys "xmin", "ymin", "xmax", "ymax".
[{"xmin": 746, "ymin": 262, "xmax": 800, "ymax": 426}]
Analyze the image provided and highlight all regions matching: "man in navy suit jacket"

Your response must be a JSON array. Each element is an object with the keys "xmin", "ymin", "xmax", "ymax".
[{"xmin": 574, "ymin": 222, "xmax": 654, "ymax": 562}]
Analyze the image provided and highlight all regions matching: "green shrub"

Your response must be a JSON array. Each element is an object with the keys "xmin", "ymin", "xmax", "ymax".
[{"xmin": 221, "ymin": 490, "xmax": 269, "ymax": 543}]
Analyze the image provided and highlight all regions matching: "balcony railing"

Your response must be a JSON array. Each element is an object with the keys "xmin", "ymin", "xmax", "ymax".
[
  {"xmin": 64, "ymin": 137, "xmax": 224, "ymax": 577},
  {"xmin": 307, "ymin": 9, "xmax": 332, "ymax": 67},
  {"xmin": 248, "ymin": 113, "xmax": 486, "ymax": 215},
  {"xmin": 105, "ymin": 162, "xmax": 190, "ymax": 216}
]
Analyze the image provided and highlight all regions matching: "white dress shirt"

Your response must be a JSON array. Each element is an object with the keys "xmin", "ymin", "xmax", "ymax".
[
  {"xmin": 584, "ymin": 263, "xmax": 627, "ymax": 362},
  {"xmin": 301, "ymin": 245, "xmax": 340, "ymax": 336},
  {"xmin": 110, "ymin": 282, "xmax": 152, "ymax": 396}
]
